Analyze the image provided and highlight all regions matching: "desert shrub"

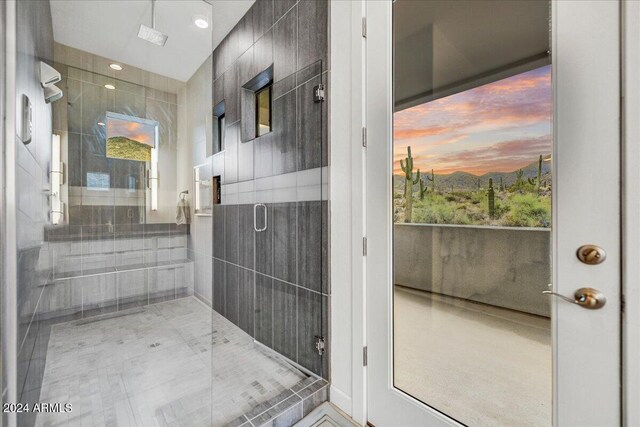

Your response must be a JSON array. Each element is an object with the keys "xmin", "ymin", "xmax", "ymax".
[
  {"xmin": 500, "ymin": 193, "xmax": 551, "ymax": 227},
  {"xmin": 395, "ymin": 188, "xmax": 551, "ymax": 227}
]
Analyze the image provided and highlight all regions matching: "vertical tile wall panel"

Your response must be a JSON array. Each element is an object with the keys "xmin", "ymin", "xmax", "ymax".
[
  {"xmin": 213, "ymin": 204, "xmax": 225, "ymax": 259},
  {"xmin": 297, "ymin": 287, "xmax": 323, "ymax": 376},
  {"xmin": 273, "ymin": 203, "xmax": 297, "ymax": 283},
  {"xmin": 255, "ymin": 273, "xmax": 274, "ymax": 347},
  {"xmin": 297, "ymin": 201, "xmax": 323, "ymax": 293},
  {"xmin": 225, "ymin": 264, "xmax": 240, "ymax": 326},
  {"xmin": 238, "ymin": 205, "xmax": 255, "ymax": 269},
  {"xmin": 238, "ymin": 268, "xmax": 255, "ymax": 336},
  {"xmin": 224, "ymin": 205, "xmax": 239, "ymax": 264},
  {"xmin": 213, "ymin": 259, "xmax": 226, "ymax": 315},
  {"xmin": 273, "ymin": 280, "xmax": 297, "ymax": 361}
]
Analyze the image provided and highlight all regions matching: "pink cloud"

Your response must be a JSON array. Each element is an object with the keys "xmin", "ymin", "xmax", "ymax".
[
  {"xmin": 393, "ymin": 65, "xmax": 552, "ymax": 175},
  {"xmin": 395, "ymin": 136, "xmax": 551, "ymax": 176}
]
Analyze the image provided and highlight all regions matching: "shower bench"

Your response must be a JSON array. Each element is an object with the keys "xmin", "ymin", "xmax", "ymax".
[{"xmin": 36, "ymin": 224, "xmax": 194, "ymax": 320}]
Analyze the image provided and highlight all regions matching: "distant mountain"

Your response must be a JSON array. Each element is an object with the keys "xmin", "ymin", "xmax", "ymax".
[
  {"xmin": 106, "ymin": 136, "xmax": 152, "ymax": 162},
  {"xmin": 394, "ymin": 155, "xmax": 552, "ymax": 192}
]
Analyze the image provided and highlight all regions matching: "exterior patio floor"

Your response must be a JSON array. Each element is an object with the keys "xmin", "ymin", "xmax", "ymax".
[{"xmin": 394, "ymin": 286, "xmax": 551, "ymax": 427}]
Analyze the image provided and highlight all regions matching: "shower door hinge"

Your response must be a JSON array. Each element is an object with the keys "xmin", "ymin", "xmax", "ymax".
[
  {"xmin": 314, "ymin": 84, "xmax": 325, "ymax": 102},
  {"xmin": 362, "ymin": 127, "xmax": 367, "ymax": 147},
  {"xmin": 363, "ymin": 346, "xmax": 368, "ymax": 367},
  {"xmin": 315, "ymin": 336, "xmax": 326, "ymax": 356},
  {"xmin": 363, "ymin": 237, "xmax": 367, "ymax": 256},
  {"xmin": 362, "ymin": 17, "xmax": 367, "ymax": 38}
]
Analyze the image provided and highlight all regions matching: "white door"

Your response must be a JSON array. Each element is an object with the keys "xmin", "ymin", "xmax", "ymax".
[{"xmin": 365, "ymin": 1, "xmax": 621, "ymax": 426}]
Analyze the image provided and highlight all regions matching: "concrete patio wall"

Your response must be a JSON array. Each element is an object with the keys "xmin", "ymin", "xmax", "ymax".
[{"xmin": 394, "ymin": 224, "xmax": 551, "ymax": 317}]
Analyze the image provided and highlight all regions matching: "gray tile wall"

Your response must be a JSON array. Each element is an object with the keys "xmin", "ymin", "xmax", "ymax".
[
  {"xmin": 13, "ymin": 1, "xmax": 55, "ymax": 425},
  {"xmin": 212, "ymin": 201, "xmax": 329, "ymax": 378},
  {"xmin": 188, "ymin": 0, "xmax": 330, "ymax": 379}
]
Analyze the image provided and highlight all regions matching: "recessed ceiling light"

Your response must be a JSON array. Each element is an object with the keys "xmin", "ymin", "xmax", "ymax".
[
  {"xmin": 109, "ymin": 63, "xmax": 123, "ymax": 71},
  {"xmin": 193, "ymin": 15, "xmax": 209, "ymax": 29},
  {"xmin": 104, "ymin": 84, "xmax": 115, "ymax": 90}
]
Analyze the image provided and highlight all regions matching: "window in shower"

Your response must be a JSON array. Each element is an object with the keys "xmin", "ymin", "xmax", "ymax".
[
  {"xmin": 105, "ymin": 112, "xmax": 159, "ymax": 210},
  {"xmin": 106, "ymin": 112, "xmax": 158, "ymax": 161},
  {"xmin": 213, "ymin": 101, "xmax": 225, "ymax": 153},
  {"xmin": 86, "ymin": 172, "xmax": 110, "ymax": 191},
  {"xmin": 255, "ymin": 84, "xmax": 272, "ymax": 137}
]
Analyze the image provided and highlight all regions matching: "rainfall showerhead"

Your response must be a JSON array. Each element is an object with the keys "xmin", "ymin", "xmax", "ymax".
[
  {"xmin": 138, "ymin": 24, "xmax": 168, "ymax": 46},
  {"xmin": 138, "ymin": 0, "xmax": 167, "ymax": 46}
]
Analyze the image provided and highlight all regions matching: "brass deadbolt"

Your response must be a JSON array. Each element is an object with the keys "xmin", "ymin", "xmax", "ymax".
[{"xmin": 577, "ymin": 245, "xmax": 606, "ymax": 265}]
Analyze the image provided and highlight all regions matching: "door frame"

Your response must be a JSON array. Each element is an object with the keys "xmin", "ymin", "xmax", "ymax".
[
  {"xmin": 623, "ymin": 1, "xmax": 640, "ymax": 425},
  {"xmin": 361, "ymin": 0, "xmax": 627, "ymax": 426}
]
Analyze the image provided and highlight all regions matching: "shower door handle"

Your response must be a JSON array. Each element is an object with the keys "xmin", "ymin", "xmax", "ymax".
[{"xmin": 254, "ymin": 203, "xmax": 267, "ymax": 232}]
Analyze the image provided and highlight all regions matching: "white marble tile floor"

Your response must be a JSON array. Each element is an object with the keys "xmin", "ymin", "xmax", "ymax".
[{"xmin": 36, "ymin": 297, "xmax": 307, "ymax": 427}]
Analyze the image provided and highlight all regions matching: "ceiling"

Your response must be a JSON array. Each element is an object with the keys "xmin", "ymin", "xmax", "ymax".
[
  {"xmin": 394, "ymin": 0, "xmax": 549, "ymax": 110},
  {"xmin": 50, "ymin": 0, "xmax": 254, "ymax": 82}
]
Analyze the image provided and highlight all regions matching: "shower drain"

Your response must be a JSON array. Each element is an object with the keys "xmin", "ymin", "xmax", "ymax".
[{"xmin": 149, "ymin": 342, "xmax": 161, "ymax": 348}]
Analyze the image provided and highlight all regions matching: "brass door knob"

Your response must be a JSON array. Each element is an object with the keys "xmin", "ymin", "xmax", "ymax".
[
  {"xmin": 543, "ymin": 287, "xmax": 607, "ymax": 309},
  {"xmin": 577, "ymin": 245, "xmax": 606, "ymax": 265}
]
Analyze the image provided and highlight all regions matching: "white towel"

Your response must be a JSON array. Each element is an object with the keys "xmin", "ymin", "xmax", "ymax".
[{"xmin": 176, "ymin": 197, "xmax": 191, "ymax": 225}]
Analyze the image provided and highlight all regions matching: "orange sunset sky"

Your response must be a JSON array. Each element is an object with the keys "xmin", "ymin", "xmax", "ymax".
[
  {"xmin": 107, "ymin": 117, "xmax": 156, "ymax": 147},
  {"xmin": 394, "ymin": 65, "xmax": 552, "ymax": 176}
]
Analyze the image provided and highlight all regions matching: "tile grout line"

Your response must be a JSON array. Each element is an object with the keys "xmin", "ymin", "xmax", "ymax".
[
  {"xmin": 215, "ymin": 257, "xmax": 328, "ymax": 297},
  {"xmin": 296, "ymin": 201, "xmax": 300, "ymax": 365}
]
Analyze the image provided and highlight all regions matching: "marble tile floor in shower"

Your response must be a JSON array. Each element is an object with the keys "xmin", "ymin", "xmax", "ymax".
[{"xmin": 36, "ymin": 297, "xmax": 308, "ymax": 426}]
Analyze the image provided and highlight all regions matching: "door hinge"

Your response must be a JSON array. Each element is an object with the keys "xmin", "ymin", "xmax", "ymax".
[
  {"xmin": 363, "ymin": 346, "xmax": 368, "ymax": 366},
  {"xmin": 315, "ymin": 336, "xmax": 326, "ymax": 356},
  {"xmin": 363, "ymin": 237, "xmax": 367, "ymax": 256},
  {"xmin": 362, "ymin": 17, "xmax": 367, "ymax": 38},
  {"xmin": 313, "ymin": 84, "xmax": 325, "ymax": 102},
  {"xmin": 362, "ymin": 127, "xmax": 367, "ymax": 147}
]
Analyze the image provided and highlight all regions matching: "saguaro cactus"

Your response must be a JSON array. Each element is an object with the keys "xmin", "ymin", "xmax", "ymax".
[
  {"xmin": 419, "ymin": 178, "xmax": 428, "ymax": 200},
  {"xmin": 425, "ymin": 169, "xmax": 435, "ymax": 192},
  {"xmin": 513, "ymin": 169, "xmax": 525, "ymax": 190},
  {"xmin": 488, "ymin": 178, "xmax": 495, "ymax": 218},
  {"xmin": 400, "ymin": 146, "xmax": 421, "ymax": 222},
  {"xmin": 527, "ymin": 154, "xmax": 543, "ymax": 194},
  {"xmin": 499, "ymin": 176, "xmax": 505, "ymax": 192}
]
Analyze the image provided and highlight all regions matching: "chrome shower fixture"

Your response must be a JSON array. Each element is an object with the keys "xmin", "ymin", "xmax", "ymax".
[
  {"xmin": 138, "ymin": 0, "xmax": 168, "ymax": 46},
  {"xmin": 40, "ymin": 62, "xmax": 63, "ymax": 103}
]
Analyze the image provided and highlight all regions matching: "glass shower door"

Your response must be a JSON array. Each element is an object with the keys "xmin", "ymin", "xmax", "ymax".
[{"xmin": 209, "ymin": 57, "xmax": 328, "ymax": 424}]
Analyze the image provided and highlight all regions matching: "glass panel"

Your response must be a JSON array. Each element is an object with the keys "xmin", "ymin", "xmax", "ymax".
[
  {"xmin": 393, "ymin": 1, "xmax": 552, "ymax": 426},
  {"xmin": 11, "ymin": 0, "xmax": 329, "ymax": 424},
  {"xmin": 209, "ymin": 57, "xmax": 328, "ymax": 424},
  {"xmin": 36, "ymin": 1, "xmax": 212, "ymax": 425}
]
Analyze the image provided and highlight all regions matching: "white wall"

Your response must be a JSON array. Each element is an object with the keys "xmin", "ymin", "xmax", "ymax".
[{"xmin": 329, "ymin": 1, "xmax": 366, "ymax": 424}]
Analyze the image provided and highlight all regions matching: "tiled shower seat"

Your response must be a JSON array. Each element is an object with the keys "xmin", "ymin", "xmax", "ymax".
[{"xmin": 37, "ymin": 230, "xmax": 194, "ymax": 320}]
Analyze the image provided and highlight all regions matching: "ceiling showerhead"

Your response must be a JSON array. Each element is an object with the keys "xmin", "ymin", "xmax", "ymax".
[
  {"xmin": 138, "ymin": 0, "xmax": 167, "ymax": 46},
  {"xmin": 138, "ymin": 24, "xmax": 168, "ymax": 46}
]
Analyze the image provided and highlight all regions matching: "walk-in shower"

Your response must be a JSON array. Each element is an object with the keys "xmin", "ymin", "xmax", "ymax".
[{"xmin": 2, "ymin": 0, "xmax": 330, "ymax": 425}]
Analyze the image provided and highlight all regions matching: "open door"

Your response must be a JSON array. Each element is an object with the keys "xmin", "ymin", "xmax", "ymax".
[{"xmin": 365, "ymin": 1, "xmax": 621, "ymax": 425}]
